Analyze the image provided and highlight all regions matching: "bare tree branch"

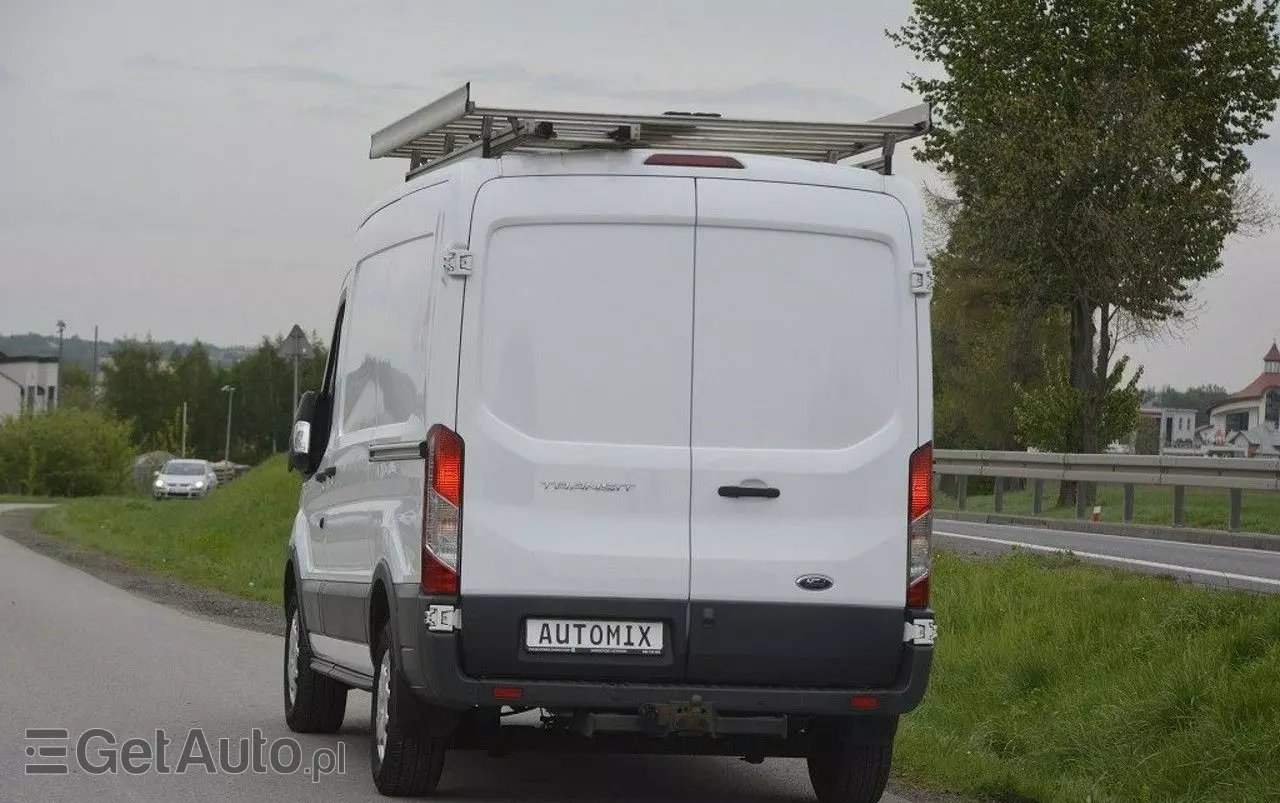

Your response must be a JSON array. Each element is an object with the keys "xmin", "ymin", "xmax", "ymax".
[{"xmin": 1231, "ymin": 172, "xmax": 1278, "ymax": 239}]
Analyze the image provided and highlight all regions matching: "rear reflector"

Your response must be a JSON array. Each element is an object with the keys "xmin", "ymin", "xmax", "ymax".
[
  {"xmin": 907, "ymin": 573, "xmax": 930, "ymax": 610},
  {"xmin": 493, "ymin": 687, "xmax": 523, "ymax": 701},
  {"xmin": 644, "ymin": 153, "xmax": 744, "ymax": 169},
  {"xmin": 850, "ymin": 696, "xmax": 879, "ymax": 710},
  {"xmin": 423, "ymin": 551, "xmax": 459, "ymax": 596}
]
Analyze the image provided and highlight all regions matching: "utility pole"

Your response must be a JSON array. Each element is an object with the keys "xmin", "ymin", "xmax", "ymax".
[
  {"xmin": 55, "ymin": 320, "xmax": 66, "ymax": 408},
  {"xmin": 91, "ymin": 325, "xmax": 99, "ymax": 403},
  {"xmin": 181, "ymin": 401, "xmax": 188, "ymax": 458},
  {"xmin": 221, "ymin": 385, "xmax": 236, "ymax": 463}
]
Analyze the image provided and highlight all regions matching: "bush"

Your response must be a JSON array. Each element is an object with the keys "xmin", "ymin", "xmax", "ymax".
[{"xmin": 0, "ymin": 408, "xmax": 135, "ymax": 497}]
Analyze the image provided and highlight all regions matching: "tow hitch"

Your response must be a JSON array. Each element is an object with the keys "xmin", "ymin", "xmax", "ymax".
[
  {"xmin": 639, "ymin": 695, "xmax": 718, "ymax": 737},
  {"xmin": 571, "ymin": 696, "xmax": 787, "ymax": 739}
]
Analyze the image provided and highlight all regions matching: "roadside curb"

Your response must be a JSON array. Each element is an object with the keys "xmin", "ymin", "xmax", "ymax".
[{"xmin": 937, "ymin": 511, "xmax": 1280, "ymax": 553}]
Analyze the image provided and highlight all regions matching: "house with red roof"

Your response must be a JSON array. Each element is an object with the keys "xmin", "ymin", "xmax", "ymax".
[{"xmin": 1206, "ymin": 343, "xmax": 1280, "ymax": 455}]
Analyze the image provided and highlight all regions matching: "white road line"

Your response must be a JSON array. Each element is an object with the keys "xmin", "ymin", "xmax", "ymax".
[
  {"xmin": 935, "ymin": 530, "xmax": 1280, "ymax": 588},
  {"xmin": 937, "ymin": 518, "xmax": 1278, "ymax": 556}
]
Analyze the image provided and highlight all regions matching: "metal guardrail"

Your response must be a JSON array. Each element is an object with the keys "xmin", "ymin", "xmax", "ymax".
[{"xmin": 934, "ymin": 450, "xmax": 1280, "ymax": 532}]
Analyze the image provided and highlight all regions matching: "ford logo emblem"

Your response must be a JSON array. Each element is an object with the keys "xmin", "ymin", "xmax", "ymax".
[{"xmin": 795, "ymin": 574, "xmax": 834, "ymax": 592}]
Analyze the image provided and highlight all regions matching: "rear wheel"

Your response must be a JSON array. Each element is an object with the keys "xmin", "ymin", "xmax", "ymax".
[
  {"xmin": 806, "ymin": 720, "xmax": 895, "ymax": 803},
  {"xmin": 283, "ymin": 593, "xmax": 348, "ymax": 733},
  {"xmin": 370, "ymin": 623, "xmax": 447, "ymax": 796}
]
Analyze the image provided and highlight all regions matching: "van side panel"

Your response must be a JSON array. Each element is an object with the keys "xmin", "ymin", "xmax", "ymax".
[
  {"xmin": 361, "ymin": 180, "xmax": 464, "ymax": 588},
  {"xmin": 684, "ymin": 179, "xmax": 916, "ymax": 687},
  {"xmin": 455, "ymin": 175, "xmax": 696, "ymax": 682},
  {"xmin": 308, "ymin": 181, "xmax": 455, "ymax": 668}
]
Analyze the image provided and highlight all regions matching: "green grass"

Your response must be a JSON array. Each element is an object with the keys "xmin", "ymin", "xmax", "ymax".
[
  {"xmin": 34, "ymin": 455, "xmax": 300, "ymax": 604},
  {"xmin": 937, "ymin": 481, "xmax": 1280, "ymax": 534},
  {"xmin": 895, "ymin": 551, "xmax": 1280, "ymax": 802},
  {"xmin": 29, "ymin": 458, "xmax": 1280, "ymax": 801}
]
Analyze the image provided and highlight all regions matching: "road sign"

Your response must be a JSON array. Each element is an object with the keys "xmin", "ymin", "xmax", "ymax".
[
  {"xmin": 277, "ymin": 325, "xmax": 313, "ymax": 421},
  {"xmin": 277, "ymin": 325, "xmax": 313, "ymax": 360}
]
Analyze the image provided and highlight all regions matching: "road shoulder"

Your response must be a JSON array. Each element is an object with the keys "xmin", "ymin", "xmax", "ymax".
[{"xmin": 0, "ymin": 508, "xmax": 282, "ymax": 637}]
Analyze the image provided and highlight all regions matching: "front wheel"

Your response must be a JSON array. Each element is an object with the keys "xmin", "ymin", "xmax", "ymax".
[
  {"xmin": 370, "ymin": 623, "xmax": 447, "ymax": 796},
  {"xmin": 806, "ymin": 720, "xmax": 895, "ymax": 803}
]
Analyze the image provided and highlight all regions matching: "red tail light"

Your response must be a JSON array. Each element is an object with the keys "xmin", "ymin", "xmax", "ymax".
[
  {"xmin": 422, "ymin": 424, "xmax": 464, "ymax": 596},
  {"xmin": 644, "ymin": 153, "xmax": 744, "ymax": 169},
  {"xmin": 909, "ymin": 442, "xmax": 932, "ymax": 522},
  {"xmin": 907, "ymin": 441, "xmax": 933, "ymax": 609},
  {"xmin": 431, "ymin": 427, "xmax": 463, "ymax": 507}
]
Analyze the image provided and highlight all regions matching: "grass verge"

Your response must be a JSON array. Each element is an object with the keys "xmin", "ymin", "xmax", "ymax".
[
  {"xmin": 897, "ymin": 551, "xmax": 1280, "ymax": 803},
  {"xmin": 936, "ymin": 481, "xmax": 1280, "ymax": 535},
  {"xmin": 26, "ymin": 458, "xmax": 1280, "ymax": 801},
  {"xmin": 33, "ymin": 454, "xmax": 299, "ymax": 604}
]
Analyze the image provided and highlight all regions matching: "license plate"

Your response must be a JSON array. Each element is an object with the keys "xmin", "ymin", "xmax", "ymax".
[{"xmin": 524, "ymin": 618, "xmax": 663, "ymax": 656}]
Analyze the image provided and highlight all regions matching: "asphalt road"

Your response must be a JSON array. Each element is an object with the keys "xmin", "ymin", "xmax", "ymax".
[
  {"xmin": 937, "ymin": 518, "xmax": 1280, "ymax": 594},
  {"xmin": 0, "ymin": 507, "xmax": 923, "ymax": 803}
]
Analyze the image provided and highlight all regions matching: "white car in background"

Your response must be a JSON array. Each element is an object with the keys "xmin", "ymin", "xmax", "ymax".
[{"xmin": 153, "ymin": 459, "xmax": 218, "ymax": 500}]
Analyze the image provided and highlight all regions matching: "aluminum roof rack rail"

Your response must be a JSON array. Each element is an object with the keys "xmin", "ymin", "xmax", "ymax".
[{"xmin": 370, "ymin": 83, "xmax": 931, "ymax": 181}]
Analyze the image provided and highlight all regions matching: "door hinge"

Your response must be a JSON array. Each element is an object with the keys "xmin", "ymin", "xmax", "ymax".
[
  {"xmin": 903, "ymin": 618, "xmax": 937, "ymax": 646},
  {"xmin": 442, "ymin": 247, "xmax": 474, "ymax": 278},
  {"xmin": 425, "ymin": 604, "xmax": 461, "ymax": 632},
  {"xmin": 910, "ymin": 269, "xmax": 934, "ymax": 296}
]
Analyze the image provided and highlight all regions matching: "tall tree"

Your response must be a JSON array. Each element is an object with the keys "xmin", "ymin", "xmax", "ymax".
[
  {"xmin": 101, "ymin": 339, "xmax": 176, "ymax": 448},
  {"xmin": 924, "ymin": 185, "xmax": 1065, "ymax": 449},
  {"xmin": 169, "ymin": 342, "xmax": 227, "ymax": 458},
  {"xmin": 892, "ymin": 0, "xmax": 1280, "ymax": 497}
]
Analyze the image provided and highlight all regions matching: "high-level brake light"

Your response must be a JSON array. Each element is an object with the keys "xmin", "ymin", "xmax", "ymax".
[
  {"xmin": 422, "ymin": 424, "xmax": 464, "ymax": 596},
  {"xmin": 907, "ymin": 441, "xmax": 933, "ymax": 609},
  {"xmin": 644, "ymin": 153, "xmax": 744, "ymax": 169}
]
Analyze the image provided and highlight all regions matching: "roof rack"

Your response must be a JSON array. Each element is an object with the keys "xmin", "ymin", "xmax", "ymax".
[{"xmin": 370, "ymin": 83, "xmax": 931, "ymax": 181}]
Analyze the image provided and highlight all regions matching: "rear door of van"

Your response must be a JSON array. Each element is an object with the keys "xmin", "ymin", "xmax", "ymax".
[
  {"xmin": 684, "ymin": 179, "xmax": 917, "ymax": 688},
  {"xmin": 455, "ymin": 175, "xmax": 696, "ymax": 683}
]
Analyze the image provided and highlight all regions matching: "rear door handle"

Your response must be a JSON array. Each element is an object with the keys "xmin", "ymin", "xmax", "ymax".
[{"xmin": 718, "ymin": 485, "xmax": 780, "ymax": 499}]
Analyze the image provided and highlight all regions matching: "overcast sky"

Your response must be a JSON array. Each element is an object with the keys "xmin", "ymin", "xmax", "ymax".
[{"xmin": 2, "ymin": 0, "xmax": 1278, "ymax": 391}]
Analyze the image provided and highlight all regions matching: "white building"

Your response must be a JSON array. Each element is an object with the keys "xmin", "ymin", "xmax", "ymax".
[
  {"xmin": 1136, "ymin": 405, "xmax": 1199, "ymax": 452},
  {"xmin": 0, "ymin": 353, "xmax": 61, "ymax": 419},
  {"xmin": 1207, "ymin": 342, "xmax": 1280, "ymax": 444}
]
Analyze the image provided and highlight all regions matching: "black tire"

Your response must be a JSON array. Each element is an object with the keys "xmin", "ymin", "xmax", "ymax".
[
  {"xmin": 283, "ymin": 592, "xmax": 348, "ymax": 734},
  {"xmin": 806, "ymin": 722, "xmax": 894, "ymax": 803},
  {"xmin": 370, "ymin": 623, "xmax": 447, "ymax": 797}
]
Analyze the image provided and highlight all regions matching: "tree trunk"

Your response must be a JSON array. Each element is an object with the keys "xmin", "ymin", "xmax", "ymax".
[
  {"xmin": 1084, "ymin": 303, "xmax": 1115, "ymax": 508},
  {"xmin": 1057, "ymin": 297, "xmax": 1099, "ymax": 508}
]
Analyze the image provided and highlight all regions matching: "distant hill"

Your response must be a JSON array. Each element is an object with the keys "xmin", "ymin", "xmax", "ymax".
[{"xmin": 0, "ymin": 332, "xmax": 251, "ymax": 370}]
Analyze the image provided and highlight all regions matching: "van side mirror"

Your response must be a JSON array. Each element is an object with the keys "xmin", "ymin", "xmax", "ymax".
[{"xmin": 289, "ymin": 390, "xmax": 319, "ymax": 474}]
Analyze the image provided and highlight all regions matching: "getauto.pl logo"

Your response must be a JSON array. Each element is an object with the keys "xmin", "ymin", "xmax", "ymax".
[{"xmin": 24, "ymin": 727, "xmax": 345, "ymax": 782}]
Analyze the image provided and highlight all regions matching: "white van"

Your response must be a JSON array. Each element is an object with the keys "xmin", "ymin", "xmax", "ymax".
[{"xmin": 282, "ymin": 84, "xmax": 936, "ymax": 803}]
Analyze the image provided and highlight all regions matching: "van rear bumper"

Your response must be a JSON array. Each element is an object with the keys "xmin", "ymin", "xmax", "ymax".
[{"xmin": 394, "ymin": 589, "xmax": 933, "ymax": 717}]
